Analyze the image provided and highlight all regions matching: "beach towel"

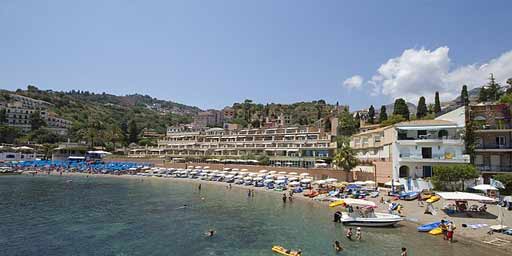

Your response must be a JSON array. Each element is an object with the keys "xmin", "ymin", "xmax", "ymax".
[{"xmin": 468, "ymin": 224, "xmax": 488, "ymax": 229}]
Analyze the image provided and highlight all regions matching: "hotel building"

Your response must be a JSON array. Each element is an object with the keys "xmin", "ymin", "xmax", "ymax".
[
  {"xmin": 130, "ymin": 126, "xmax": 337, "ymax": 168},
  {"xmin": 350, "ymin": 107, "xmax": 469, "ymax": 183},
  {"xmin": 468, "ymin": 102, "xmax": 512, "ymax": 180}
]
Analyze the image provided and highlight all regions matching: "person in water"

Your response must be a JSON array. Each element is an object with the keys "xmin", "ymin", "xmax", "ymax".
[
  {"xmin": 282, "ymin": 193, "xmax": 287, "ymax": 203},
  {"xmin": 333, "ymin": 211, "xmax": 342, "ymax": 222},
  {"xmin": 333, "ymin": 241, "xmax": 343, "ymax": 252},
  {"xmin": 356, "ymin": 227, "xmax": 362, "ymax": 240},
  {"xmin": 248, "ymin": 189, "xmax": 252, "ymax": 197},
  {"xmin": 346, "ymin": 228, "xmax": 353, "ymax": 240},
  {"xmin": 401, "ymin": 247, "xmax": 407, "ymax": 256},
  {"xmin": 206, "ymin": 229, "xmax": 215, "ymax": 237},
  {"xmin": 198, "ymin": 184, "xmax": 201, "ymax": 191}
]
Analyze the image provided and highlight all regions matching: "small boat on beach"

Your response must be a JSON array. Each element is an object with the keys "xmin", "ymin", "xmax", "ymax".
[
  {"xmin": 417, "ymin": 221, "xmax": 441, "ymax": 232},
  {"xmin": 303, "ymin": 190, "xmax": 319, "ymax": 198},
  {"xmin": 340, "ymin": 212, "xmax": 403, "ymax": 227},
  {"xmin": 399, "ymin": 191, "xmax": 419, "ymax": 201},
  {"xmin": 426, "ymin": 195, "xmax": 440, "ymax": 203}
]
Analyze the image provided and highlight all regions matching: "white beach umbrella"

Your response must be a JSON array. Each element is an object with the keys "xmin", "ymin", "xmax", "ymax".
[
  {"xmin": 232, "ymin": 168, "xmax": 240, "ymax": 171},
  {"xmin": 264, "ymin": 179, "xmax": 274, "ymax": 183},
  {"xmin": 254, "ymin": 177, "xmax": 264, "ymax": 181},
  {"xmin": 259, "ymin": 170, "xmax": 268, "ymax": 173},
  {"xmin": 277, "ymin": 176, "xmax": 287, "ymax": 180},
  {"xmin": 225, "ymin": 175, "xmax": 235, "ymax": 178},
  {"xmin": 278, "ymin": 171, "xmax": 287, "ymax": 175},
  {"xmin": 289, "ymin": 181, "xmax": 300, "ymax": 186},
  {"xmin": 240, "ymin": 169, "xmax": 248, "ymax": 172},
  {"xmin": 313, "ymin": 180, "xmax": 327, "ymax": 185},
  {"xmin": 265, "ymin": 175, "xmax": 275, "ymax": 179},
  {"xmin": 223, "ymin": 168, "xmax": 231, "ymax": 171},
  {"xmin": 268, "ymin": 171, "xmax": 277, "ymax": 174},
  {"xmin": 243, "ymin": 177, "xmax": 253, "ymax": 181},
  {"xmin": 257, "ymin": 173, "xmax": 267, "ymax": 177},
  {"xmin": 352, "ymin": 181, "xmax": 366, "ymax": 185},
  {"xmin": 384, "ymin": 180, "xmax": 402, "ymax": 186},
  {"xmin": 472, "ymin": 184, "xmax": 498, "ymax": 191},
  {"xmin": 288, "ymin": 176, "xmax": 299, "ymax": 181},
  {"xmin": 325, "ymin": 178, "xmax": 338, "ymax": 183},
  {"xmin": 203, "ymin": 166, "xmax": 210, "ymax": 169},
  {"xmin": 195, "ymin": 166, "xmax": 202, "ymax": 169},
  {"xmin": 275, "ymin": 179, "xmax": 286, "ymax": 184},
  {"xmin": 300, "ymin": 173, "xmax": 310, "ymax": 176},
  {"xmin": 364, "ymin": 180, "xmax": 376, "ymax": 184},
  {"xmin": 289, "ymin": 172, "xmax": 298, "ymax": 175},
  {"xmin": 248, "ymin": 173, "xmax": 258, "ymax": 177},
  {"xmin": 300, "ymin": 178, "xmax": 312, "ymax": 183}
]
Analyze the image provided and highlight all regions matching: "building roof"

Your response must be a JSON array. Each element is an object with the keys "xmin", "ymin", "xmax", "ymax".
[
  {"xmin": 353, "ymin": 125, "xmax": 392, "ymax": 136},
  {"xmin": 395, "ymin": 119, "xmax": 455, "ymax": 127}
]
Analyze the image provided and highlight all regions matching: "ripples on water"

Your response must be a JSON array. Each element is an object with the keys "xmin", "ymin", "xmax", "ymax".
[{"xmin": 0, "ymin": 175, "xmax": 502, "ymax": 256}]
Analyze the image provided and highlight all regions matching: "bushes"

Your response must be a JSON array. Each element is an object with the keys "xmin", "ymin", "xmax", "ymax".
[
  {"xmin": 432, "ymin": 164, "xmax": 479, "ymax": 191},
  {"xmin": 494, "ymin": 173, "xmax": 512, "ymax": 195}
]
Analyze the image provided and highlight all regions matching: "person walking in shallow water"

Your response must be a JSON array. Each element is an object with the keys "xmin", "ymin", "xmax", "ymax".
[
  {"xmin": 282, "ymin": 193, "xmax": 287, "ymax": 203},
  {"xmin": 198, "ymin": 184, "xmax": 201, "ymax": 191}
]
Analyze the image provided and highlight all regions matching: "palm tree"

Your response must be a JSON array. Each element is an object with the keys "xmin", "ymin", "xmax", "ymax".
[{"xmin": 333, "ymin": 137, "xmax": 358, "ymax": 171}]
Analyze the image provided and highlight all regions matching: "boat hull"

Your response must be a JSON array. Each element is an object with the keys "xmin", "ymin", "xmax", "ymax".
[{"xmin": 341, "ymin": 213, "xmax": 403, "ymax": 227}]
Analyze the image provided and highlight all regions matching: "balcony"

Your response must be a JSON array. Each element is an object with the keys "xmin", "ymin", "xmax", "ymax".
[
  {"xmin": 474, "ymin": 124, "xmax": 512, "ymax": 132},
  {"xmin": 399, "ymin": 153, "xmax": 470, "ymax": 163},
  {"xmin": 475, "ymin": 144, "xmax": 512, "ymax": 152},
  {"xmin": 475, "ymin": 165, "xmax": 512, "ymax": 172}
]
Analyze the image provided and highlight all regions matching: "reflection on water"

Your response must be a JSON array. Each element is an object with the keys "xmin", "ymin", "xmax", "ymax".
[{"xmin": 0, "ymin": 175, "xmax": 503, "ymax": 256}]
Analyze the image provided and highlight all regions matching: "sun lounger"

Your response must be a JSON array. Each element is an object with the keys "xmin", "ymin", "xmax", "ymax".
[{"xmin": 468, "ymin": 224, "xmax": 488, "ymax": 229}]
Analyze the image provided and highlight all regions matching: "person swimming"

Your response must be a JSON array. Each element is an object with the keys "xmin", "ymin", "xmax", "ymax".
[
  {"xmin": 205, "ymin": 229, "xmax": 215, "ymax": 237},
  {"xmin": 346, "ymin": 227, "xmax": 353, "ymax": 240},
  {"xmin": 176, "ymin": 204, "xmax": 188, "ymax": 209},
  {"xmin": 334, "ymin": 241, "xmax": 343, "ymax": 252}
]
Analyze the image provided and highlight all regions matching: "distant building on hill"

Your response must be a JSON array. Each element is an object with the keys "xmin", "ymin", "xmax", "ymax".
[{"xmin": 0, "ymin": 94, "xmax": 72, "ymax": 135}]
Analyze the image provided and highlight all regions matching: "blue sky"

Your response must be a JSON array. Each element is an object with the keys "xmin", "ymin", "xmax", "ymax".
[{"xmin": 1, "ymin": 0, "xmax": 512, "ymax": 110}]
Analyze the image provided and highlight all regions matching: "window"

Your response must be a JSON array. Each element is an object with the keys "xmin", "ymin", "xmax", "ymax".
[{"xmin": 496, "ymin": 136, "xmax": 506, "ymax": 147}]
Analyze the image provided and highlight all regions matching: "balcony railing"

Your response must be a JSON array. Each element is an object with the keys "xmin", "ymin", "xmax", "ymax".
[
  {"xmin": 399, "ymin": 154, "xmax": 470, "ymax": 161},
  {"xmin": 475, "ymin": 165, "xmax": 512, "ymax": 172},
  {"xmin": 475, "ymin": 144, "xmax": 512, "ymax": 150}
]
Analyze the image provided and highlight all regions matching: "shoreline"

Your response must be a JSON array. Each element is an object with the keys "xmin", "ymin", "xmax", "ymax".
[{"xmin": 19, "ymin": 171, "xmax": 512, "ymax": 255}]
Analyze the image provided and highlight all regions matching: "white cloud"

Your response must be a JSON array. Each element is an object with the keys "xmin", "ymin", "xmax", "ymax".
[
  {"xmin": 360, "ymin": 47, "xmax": 512, "ymax": 102},
  {"xmin": 343, "ymin": 75, "xmax": 364, "ymax": 89}
]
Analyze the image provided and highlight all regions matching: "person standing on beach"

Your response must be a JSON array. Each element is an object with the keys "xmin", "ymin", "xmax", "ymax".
[
  {"xmin": 356, "ymin": 227, "xmax": 362, "ymax": 240},
  {"xmin": 447, "ymin": 221, "xmax": 455, "ymax": 242}
]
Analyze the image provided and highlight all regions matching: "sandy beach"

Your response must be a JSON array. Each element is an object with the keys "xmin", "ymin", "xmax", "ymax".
[{"xmin": 31, "ymin": 171, "xmax": 512, "ymax": 255}]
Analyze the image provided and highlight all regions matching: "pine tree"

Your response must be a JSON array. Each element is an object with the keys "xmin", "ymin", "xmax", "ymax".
[
  {"xmin": 461, "ymin": 85, "xmax": 469, "ymax": 105},
  {"xmin": 434, "ymin": 91, "xmax": 441, "ymax": 113},
  {"xmin": 128, "ymin": 119, "xmax": 139, "ymax": 144},
  {"xmin": 486, "ymin": 73, "xmax": 502, "ymax": 101},
  {"xmin": 379, "ymin": 105, "xmax": 388, "ymax": 123},
  {"xmin": 368, "ymin": 105, "xmax": 375, "ymax": 124},
  {"xmin": 354, "ymin": 112, "xmax": 361, "ymax": 128},
  {"xmin": 479, "ymin": 87, "xmax": 488, "ymax": 102},
  {"xmin": 393, "ymin": 98, "xmax": 410, "ymax": 120},
  {"xmin": 416, "ymin": 96, "xmax": 428, "ymax": 119}
]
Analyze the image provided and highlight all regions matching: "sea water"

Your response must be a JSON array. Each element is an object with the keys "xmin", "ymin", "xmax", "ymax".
[{"xmin": 0, "ymin": 175, "xmax": 502, "ymax": 256}]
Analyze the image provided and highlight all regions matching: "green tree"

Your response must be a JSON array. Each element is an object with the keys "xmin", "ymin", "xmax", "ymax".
[
  {"xmin": 486, "ymin": 73, "xmax": 502, "ymax": 101},
  {"xmin": 128, "ymin": 119, "xmax": 139, "ymax": 144},
  {"xmin": 506, "ymin": 78, "xmax": 512, "ymax": 94},
  {"xmin": 0, "ymin": 109, "xmax": 6, "ymax": 124},
  {"xmin": 29, "ymin": 111, "xmax": 46, "ymax": 131},
  {"xmin": 416, "ymin": 96, "xmax": 428, "ymax": 119},
  {"xmin": 333, "ymin": 136, "xmax": 358, "ymax": 171},
  {"xmin": 368, "ymin": 105, "xmax": 375, "ymax": 124},
  {"xmin": 494, "ymin": 173, "xmax": 512, "ymax": 195},
  {"xmin": 463, "ymin": 122, "xmax": 477, "ymax": 163},
  {"xmin": 0, "ymin": 125, "xmax": 20, "ymax": 144},
  {"xmin": 379, "ymin": 105, "xmax": 387, "ymax": 123},
  {"xmin": 434, "ymin": 91, "xmax": 441, "ymax": 113},
  {"xmin": 380, "ymin": 114, "xmax": 406, "ymax": 126},
  {"xmin": 461, "ymin": 85, "xmax": 469, "ymax": 106},
  {"xmin": 392, "ymin": 98, "xmax": 410, "ymax": 120},
  {"xmin": 479, "ymin": 87, "xmax": 488, "ymax": 102},
  {"xmin": 337, "ymin": 108, "xmax": 357, "ymax": 136},
  {"xmin": 432, "ymin": 164, "xmax": 479, "ymax": 191}
]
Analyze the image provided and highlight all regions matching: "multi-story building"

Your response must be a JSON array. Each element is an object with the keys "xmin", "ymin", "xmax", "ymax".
[
  {"xmin": 351, "ymin": 107, "xmax": 469, "ymax": 183},
  {"xmin": 222, "ymin": 107, "xmax": 235, "ymax": 121},
  {"xmin": 193, "ymin": 110, "xmax": 224, "ymax": 128},
  {"xmin": 1, "ymin": 95, "xmax": 72, "ymax": 135},
  {"xmin": 131, "ymin": 126, "xmax": 337, "ymax": 168},
  {"xmin": 468, "ymin": 102, "xmax": 512, "ymax": 180}
]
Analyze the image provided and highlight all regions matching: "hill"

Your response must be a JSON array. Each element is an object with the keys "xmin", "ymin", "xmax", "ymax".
[{"xmin": 1, "ymin": 86, "xmax": 200, "ymax": 142}]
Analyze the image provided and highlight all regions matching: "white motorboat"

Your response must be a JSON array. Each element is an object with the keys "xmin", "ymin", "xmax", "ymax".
[{"xmin": 340, "ymin": 212, "xmax": 403, "ymax": 227}]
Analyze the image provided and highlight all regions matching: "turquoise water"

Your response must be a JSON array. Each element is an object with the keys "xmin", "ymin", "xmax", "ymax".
[{"xmin": 0, "ymin": 175, "xmax": 502, "ymax": 256}]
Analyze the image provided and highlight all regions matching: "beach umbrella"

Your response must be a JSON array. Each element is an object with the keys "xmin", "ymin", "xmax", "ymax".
[
  {"xmin": 243, "ymin": 177, "xmax": 253, "ymax": 180},
  {"xmin": 240, "ymin": 169, "xmax": 248, "ymax": 172},
  {"xmin": 257, "ymin": 173, "xmax": 266, "ymax": 177},
  {"xmin": 289, "ymin": 181, "xmax": 300, "ymax": 186},
  {"xmin": 364, "ymin": 180, "xmax": 376, "ymax": 184},
  {"xmin": 288, "ymin": 172, "xmax": 298, "ymax": 175},
  {"xmin": 384, "ymin": 180, "xmax": 402, "ymax": 186},
  {"xmin": 259, "ymin": 170, "xmax": 268, "ymax": 173},
  {"xmin": 300, "ymin": 173, "xmax": 310, "ymax": 176},
  {"xmin": 288, "ymin": 176, "xmax": 299, "ymax": 181},
  {"xmin": 352, "ymin": 181, "xmax": 366, "ymax": 185},
  {"xmin": 325, "ymin": 178, "xmax": 338, "ymax": 183},
  {"xmin": 313, "ymin": 180, "xmax": 327, "ymax": 185},
  {"xmin": 268, "ymin": 171, "xmax": 277, "ymax": 174},
  {"xmin": 248, "ymin": 173, "xmax": 257, "ymax": 177},
  {"xmin": 278, "ymin": 171, "xmax": 287, "ymax": 175},
  {"xmin": 254, "ymin": 177, "xmax": 263, "ymax": 181},
  {"xmin": 300, "ymin": 178, "xmax": 312, "ymax": 183},
  {"xmin": 264, "ymin": 179, "xmax": 274, "ymax": 183},
  {"xmin": 275, "ymin": 179, "xmax": 286, "ymax": 184},
  {"xmin": 471, "ymin": 184, "xmax": 498, "ymax": 191},
  {"xmin": 277, "ymin": 176, "xmax": 287, "ymax": 180}
]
